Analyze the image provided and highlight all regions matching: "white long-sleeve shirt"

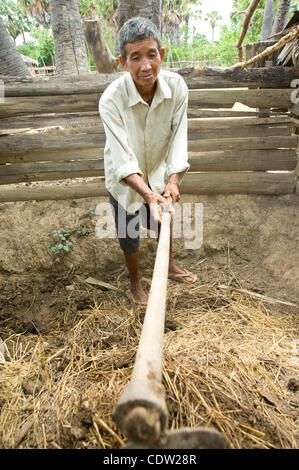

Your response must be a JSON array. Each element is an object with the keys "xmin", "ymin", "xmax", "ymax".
[{"xmin": 98, "ymin": 69, "xmax": 190, "ymax": 212}]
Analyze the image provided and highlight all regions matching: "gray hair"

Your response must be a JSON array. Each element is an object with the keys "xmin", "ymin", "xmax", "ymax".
[{"xmin": 118, "ymin": 17, "xmax": 162, "ymax": 59}]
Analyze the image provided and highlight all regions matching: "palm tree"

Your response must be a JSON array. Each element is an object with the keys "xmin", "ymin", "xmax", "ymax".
[
  {"xmin": 162, "ymin": 7, "xmax": 183, "ymax": 47},
  {"xmin": 261, "ymin": 0, "xmax": 274, "ymax": 40},
  {"xmin": 204, "ymin": 10, "xmax": 222, "ymax": 46},
  {"xmin": 49, "ymin": 0, "xmax": 90, "ymax": 75},
  {"xmin": 19, "ymin": 0, "xmax": 51, "ymax": 28},
  {"xmin": 116, "ymin": 0, "xmax": 162, "ymax": 55},
  {"xmin": 272, "ymin": 0, "xmax": 291, "ymax": 34},
  {"xmin": 0, "ymin": 16, "xmax": 29, "ymax": 76},
  {"xmin": 162, "ymin": 0, "xmax": 200, "ymax": 48},
  {"xmin": 117, "ymin": 0, "xmax": 162, "ymax": 32}
]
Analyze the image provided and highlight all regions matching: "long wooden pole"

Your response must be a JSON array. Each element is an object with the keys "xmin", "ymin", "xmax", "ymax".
[
  {"xmin": 114, "ymin": 203, "xmax": 172, "ymax": 445},
  {"xmin": 0, "ymin": 172, "xmax": 295, "ymax": 202},
  {"xmin": 0, "ymin": 88, "xmax": 294, "ymax": 118}
]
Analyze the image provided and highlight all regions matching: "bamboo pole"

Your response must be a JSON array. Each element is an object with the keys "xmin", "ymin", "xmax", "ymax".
[{"xmin": 113, "ymin": 203, "xmax": 172, "ymax": 444}]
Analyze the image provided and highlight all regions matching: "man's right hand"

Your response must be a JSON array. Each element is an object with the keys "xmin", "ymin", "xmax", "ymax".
[{"xmin": 144, "ymin": 192, "xmax": 173, "ymax": 224}]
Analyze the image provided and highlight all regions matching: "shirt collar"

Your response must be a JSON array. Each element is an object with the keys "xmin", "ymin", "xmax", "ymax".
[{"xmin": 126, "ymin": 71, "xmax": 172, "ymax": 108}]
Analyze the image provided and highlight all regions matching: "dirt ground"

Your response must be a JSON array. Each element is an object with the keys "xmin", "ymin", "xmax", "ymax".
[
  {"xmin": 0, "ymin": 192, "xmax": 298, "ymax": 449},
  {"xmin": 0, "ymin": 192, "xmax": 298, "ymax": 310}
]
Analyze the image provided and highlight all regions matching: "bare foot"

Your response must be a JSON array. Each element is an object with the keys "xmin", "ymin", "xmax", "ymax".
[
  {"xmin": 130, "ymin": 283, "xmax": 149, "ymax": 305},
  {"xmin": 168, "ymin": 262, "xmax": 197, "ymax": 284}
]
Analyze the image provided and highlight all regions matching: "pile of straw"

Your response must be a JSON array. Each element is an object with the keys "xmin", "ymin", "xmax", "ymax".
[{"xmin": 0, "ymin": 277, "xmax": 298, "ymax": 449}]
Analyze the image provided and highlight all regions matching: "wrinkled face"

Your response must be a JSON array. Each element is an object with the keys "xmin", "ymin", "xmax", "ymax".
[{"xmin": 119, "ymin": 38, "xmax": 165, "ymax": 93}]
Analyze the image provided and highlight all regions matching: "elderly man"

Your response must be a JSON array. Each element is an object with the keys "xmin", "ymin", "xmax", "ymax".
[{"xmin": 99, "ymin": 17, "xmax": 197, "ymax": 305}]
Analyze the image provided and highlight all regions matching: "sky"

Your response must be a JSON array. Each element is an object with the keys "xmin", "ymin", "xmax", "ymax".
[{"xmin": 192, "ymin": 0, "xmax": 234, "ymax": 41}]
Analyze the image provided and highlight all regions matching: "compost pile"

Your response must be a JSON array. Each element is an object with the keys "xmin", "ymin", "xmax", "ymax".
[{"xmin": 0, "ymin": 273, "xmax": 298, "ymax": 449}]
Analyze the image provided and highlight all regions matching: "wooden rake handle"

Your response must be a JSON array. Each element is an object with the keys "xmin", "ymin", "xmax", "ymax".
[{"xmin": 114, "ymin": 198, "xmax": 173, "ymax": 445}]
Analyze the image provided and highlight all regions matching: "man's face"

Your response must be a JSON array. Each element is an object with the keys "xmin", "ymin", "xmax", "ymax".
[{"xmin": 119, "ymin": 38, "xmax": 165, "ymax": 93}]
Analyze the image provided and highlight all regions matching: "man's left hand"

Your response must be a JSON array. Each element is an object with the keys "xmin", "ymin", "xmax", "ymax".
[{"xmin": 163, "ymin": 173, "xmax": 181, "ymax": 203}]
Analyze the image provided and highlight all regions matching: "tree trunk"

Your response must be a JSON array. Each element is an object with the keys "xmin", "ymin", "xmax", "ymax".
[
  {"xmin": 162, "ymin": 21, "xmax": 181, "ymax": 47},
  {"xmin": 272, "ymin": 0, "xmax": 291, "ymax": 35},
  {"xmin": 235, "ymin": 0, "xmax": 262, "ymax": 62},
  {"xmin": 116, "ymin": 0, "xmax": 162, "ymax": 55},
  {"xmin": 84, "ymin": 20, "xmax": 119, "ymax": 73},
  {"xmin": 0, "ymin": 17, "xmax": 29, "ymax": 77},
  {"xmin": 261, "ymin": 0, "xmax": 274, "ymax": 40},
  {"xmin": 49, "ymin": 0, "xmax": 90, "ymax": 75},
  {"xmin": 211, "ymin": 25, "xmax": 215, "ymax": 46}
]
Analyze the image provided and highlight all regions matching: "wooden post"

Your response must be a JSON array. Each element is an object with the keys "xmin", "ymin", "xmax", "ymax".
[
  {"xmin": 258, "ymin": 60, "xmax": 273, "ymax": 117},
  {"xmin": 113, "ymin": 204, "xmax": 172, "ymax": 445}
]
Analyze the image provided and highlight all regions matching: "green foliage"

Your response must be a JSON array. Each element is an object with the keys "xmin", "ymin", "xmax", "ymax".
[
  {"xmin": 16, "ymin": 27, "xmax": 54, "ymax": 66},
  {"xmin": 80, "ymin": 207, "xmax": 95, "ymax": 217},
  {"xmin": 77, "ymin": 225, "xmax": 88, "ymax": 236},
  {"xmin": 290, "ymin": 0, "xmax": 297, "ymax": 14},
  {"xmin": 78, "ymin": 1, "xmax": 117, "ymax": 63},
  {"xmin": 50, "ymin": 208, "xmax": 94, "ymax": 261},
  {"xmin": 103, "ymin": 25, "xmax": 116, "ymax": 55},
  {"xmin": 85, "ymin": 44, "xmax": 96, "ymax": 69},
  {"xmin": 230, "ymin": 0, "xmax": 296, "ymax": 45},
  {"xmin": 50, "ymin": 229, "xmax": 73, "ymax": 256},
  {"xmin": 163, "ymin": 0, "xmax": 297, "ymax": 67},
  {"xmin": 191, "ymin": 33, "xmax": 210, "ymax": 48},
  {"xmin": 0, "ymin": 0, "xmax": 34, "ymax": 40},
  {"xmin": 78, "ymin": 0, "xmax": 117, "ymax": 20},
  {"xmin": 17, "ymin": 41, "xmax": 37, "ymax": 60},
  {"xmin": 163, "ymin": 23, "xmax": 240, "ymax": 67},
  {"xmin": 31, "ymin": 27, "xmax": 54, "ymax": 66},
  {"xmin": 213, "ymin": 25, "xmax": 240, "ymax": 65},
  {"xmin": 181, "ymin": 24, "xmax": 191, "ymax": 46},
  {"xmin": 204, "ymin": 10, "xmax": 222, "ymax": 27},
  {"xmin": 162, "ymin": 0, "xmax": 201, "ymax": 14},
  {"xmin": 164, "ymin": 46, "xmax": 190, "ymax": 62},
  {"xmin": 3, "ymin": 0, "xmax": 298, "ymax": 71},
  {"xmin": 230, "ymin": 0, "xmax": 265, "ymax": 44}
]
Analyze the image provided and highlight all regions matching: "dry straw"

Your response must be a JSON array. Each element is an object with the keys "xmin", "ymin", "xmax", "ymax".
[{"xmin": 0, "ymin": 277, "xmax": 298, "ymax": 449}]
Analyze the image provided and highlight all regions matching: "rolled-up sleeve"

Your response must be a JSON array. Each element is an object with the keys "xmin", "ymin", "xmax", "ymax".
[
  {"xmin": 99, "ymin": 99, "xmax": 143, "ymax": 185},
  {"xmin": 165, "ymin": 79, "xmax": 190, "ymax": 181}
]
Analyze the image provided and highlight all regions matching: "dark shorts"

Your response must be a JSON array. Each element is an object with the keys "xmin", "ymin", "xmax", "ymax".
[{"xmin": 108, "ymin": 192, "xmax": 161, "ymax": 253}]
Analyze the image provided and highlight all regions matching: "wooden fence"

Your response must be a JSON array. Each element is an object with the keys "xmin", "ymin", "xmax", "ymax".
[{"xmin": 0, "ymin": 67, "xmax": 298, "ymax": 202}]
